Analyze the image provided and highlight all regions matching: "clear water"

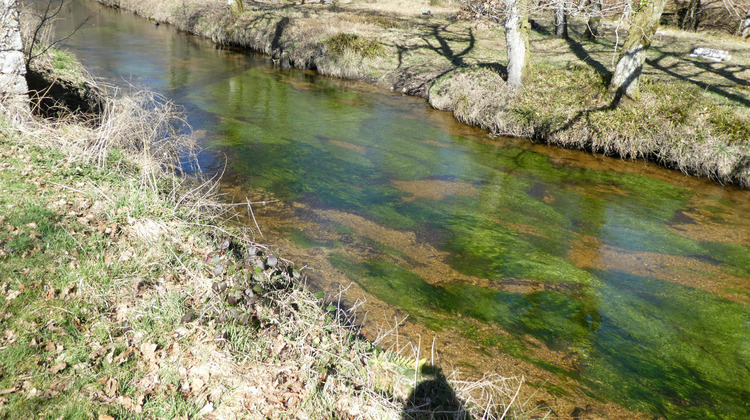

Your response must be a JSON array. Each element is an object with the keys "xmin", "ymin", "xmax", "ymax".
[{"xmin": 52, "ymin": 1, "xmax": 750, "ymax": 417}]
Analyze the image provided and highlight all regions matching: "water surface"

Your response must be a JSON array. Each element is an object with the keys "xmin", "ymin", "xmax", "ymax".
[{"xmin": 52, "ymin": 1, "xmax": 750, "ymax": 417}]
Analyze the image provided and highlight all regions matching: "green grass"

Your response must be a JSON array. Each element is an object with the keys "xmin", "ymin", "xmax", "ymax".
[{"xmin": 325, "ymin": 33, "xmax": 385, "ymax": 58}]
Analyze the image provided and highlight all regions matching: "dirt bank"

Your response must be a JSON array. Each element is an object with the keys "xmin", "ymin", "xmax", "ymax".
[{"xmin": 93, "ymin": 0, "xmax": 750, "ymax": 188}]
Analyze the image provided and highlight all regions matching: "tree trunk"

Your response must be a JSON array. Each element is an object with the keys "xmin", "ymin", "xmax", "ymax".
[
  {"xmin": 505, "ymin": 0, "xmax": 530, "ymax": 89},
  {"xmin": 741, "ymin": 8, "xmax": 750, "ymax": 38},
  {"xmin": 554, "ymin": 1, "xmax": 568, "ymax": 39},
  {"xmin": 229, "ymin": 0, "xmax": 243, "ymax": 15},
  {"xmin": 609, "ymin": 0, "xmax": 667, "ymax": 100},
  {"xmin": 679, "ymin": 0, "xmax": 701, "ymax": 31},
  {"xmin": 585, "ymin": 0, "xmax": 603, "ymax": 39}
]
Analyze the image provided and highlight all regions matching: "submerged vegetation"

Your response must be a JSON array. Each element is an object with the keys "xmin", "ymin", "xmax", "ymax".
[
  {"xmin": 0, "ymin": 41, "xmax": 529, "ymax": 417},
  {"xmin": 92, "ymin": 0, "xmax": 750, "ymax": 188},
  {"xmin": 182, "ymin": 55, "xmax": 750, "ymax": 417},
  {"xmin": 12, "ymin": 0, "xmax": 749, "ymax": 418}
]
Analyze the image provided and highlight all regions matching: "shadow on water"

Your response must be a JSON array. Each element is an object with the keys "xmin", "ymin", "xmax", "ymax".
[{"xmin": 403, "ymin": 367, "xmax": 472, "ymax": 420}]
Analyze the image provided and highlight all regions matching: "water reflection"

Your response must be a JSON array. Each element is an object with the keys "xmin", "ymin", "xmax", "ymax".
[{"xmin": 50, "ymin": 1, "xmax": 750, "ymax": 417}]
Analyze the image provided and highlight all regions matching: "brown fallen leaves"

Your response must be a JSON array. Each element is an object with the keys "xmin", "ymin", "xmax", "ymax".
[
  {"xmin": 91, "ymin": 376, "xmax": 145, "ymax": 415},
  {"xmin": 50, "ymin": 361, "xmax": 67, "ymax": 374}
]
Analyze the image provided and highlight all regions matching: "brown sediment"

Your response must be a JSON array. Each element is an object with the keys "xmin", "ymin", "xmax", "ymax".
[
  {"xmin": 328, "ymin": 139, "xmax": 367, "ymax": 155},
  {"xmin": 569, "ymin": 236, "xmax": 750, "ymax": 305},
  {"xmin": 391, "ymin": 179, "xmax": 477, "ymax": 202},
  {"xmin": 669, "ymin": 197, "xmax": 750, "ymax": 247},
  {"xmin": 314, "ymin": 208, "xmax": 480, "ymax": 288}
]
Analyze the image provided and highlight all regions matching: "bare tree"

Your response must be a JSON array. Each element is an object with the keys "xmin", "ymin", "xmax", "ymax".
[
  {"xmin": 554, "ymin": 0, "xmax": 569, "ymax": 38},
  {"xmin": 741, "ymin": 6, "xmax": 750, "ymax": 37},
  {"xmin": 609, "ymin": 0, "xmax": 668, "ymax": 100},
  {"xmin": 20, "ymin": 0, "xmax": 88, "ymax": 67},
  {"xmin": 585, "ymin": 0, "xmax": 603, "ymax": 38},
  {"xmin": 505, "ymin": 0, "xmax": 531, "ymax": 89},
  {"xmin": 680, "ymin": 0, "xmax": 702, "ymax": 31}
]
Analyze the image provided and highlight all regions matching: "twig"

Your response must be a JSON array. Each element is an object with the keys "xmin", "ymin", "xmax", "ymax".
[
  {"xmin": 90, "ymin": 182, "xmax": 115, "ymax": 204},
  {"xmin": 415, "ymin": 334, "xmax": 421, "ymax": 388},
  {"xmin": 224, "ymin": 200, "xmax": 279, "ymax": 207},
  {"xmin": 246, "ymin": 197, "xmax": 263, "ymax": 238},
  {"xmin": 48, "ymin": 180, "xmax": 86, "ymax": 195},
  {"xmin": 500, "ymin": 375, "xmax": 524, "ymax": 420},
  {"xmin": 431, "ymin": 335, "xmax": 435, "ymax": 366}
]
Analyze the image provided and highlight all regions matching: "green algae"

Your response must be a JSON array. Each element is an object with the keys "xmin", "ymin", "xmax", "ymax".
[
  {"xmin": 282, "ymin": 227, "xmax": 341, "ymax": 249},
  {"xmin": 52, "ymin": 2, "xmax": 750, "ymax": 417},
  {"xmin": 331, "ymin": 254, "xmax": 750, "ymax": 418},
  {"xmin": 699, "ymin": 241, "xmax": 750, "ymax": 277},
  {"xmin": 328, "ymin": 253, "xmax": 450, "ymax": 330},
  {"xmin": 193, "ymin": 67, "xmax": 750, "ymax": 418},
  {"xmin": 586, "ymin": 270, "xmax": 750, "ymax": 418}
]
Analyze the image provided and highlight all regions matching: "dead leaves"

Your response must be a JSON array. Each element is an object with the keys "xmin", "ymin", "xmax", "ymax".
[
  {"xmin": 137, "ymin": 372, "xmax": 160, "ymax": 396},
  {"xmin": 272, "ymin": 333, "xmax": 287, "ymax": 356},
  {"xmin": 50, "ymin": 361, "xmax": 67, "ymax": 374},
  {"xmin": 118, "ymin": 395, "xmax": 144, "ymax": 414},
  {"xmin": 0, "ymin": 387, "xmax": 17, "ymax": 396},
  {"xmin": 112, "ymin": 347, "xmax": 134, "ymax": 365},
  {"xmin": 4, "ymin": 289, "xmax": 21, "ymax": 302},
  {"xmin": 93, "ymin": 377, "xmax": 144, "ymax": 414},
  {"xmin": 42, "ymin": 282, "xmax": 77, "ymax": 301},
  {"xmin": 140, "ymin": 342, "xmax": 158, "ymax": 369},
  {"xmin": 1, "ymin": 329, "xmax": 16, "ymax": 346},
  {"xmin": 98, "ymin": 377, "xmax": 118, "ymax": 398}
]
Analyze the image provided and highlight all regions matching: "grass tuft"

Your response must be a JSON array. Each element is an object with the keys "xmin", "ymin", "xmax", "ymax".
[{"xmin": 325, "ymin": 33, "xmax": 386, "ymax": 58}]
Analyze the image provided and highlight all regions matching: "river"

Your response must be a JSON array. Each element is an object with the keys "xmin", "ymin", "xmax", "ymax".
[{"xmin": 47, "ymin": 0, "xmax": 750, "ymax": 418}]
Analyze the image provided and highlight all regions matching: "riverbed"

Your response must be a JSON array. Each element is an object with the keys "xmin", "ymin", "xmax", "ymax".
[{"xmin": 48, "ymin": 1, "xmax": 750, "ymax": 417}]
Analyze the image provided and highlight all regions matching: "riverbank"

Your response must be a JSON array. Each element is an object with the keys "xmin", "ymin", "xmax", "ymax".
[
  {"xmin": 93, "ymin": 0, "xmax": 750, "ymax": 188},
  {"xmin": 0, "ymin": 50, "xmax": 525, "ymax": 417}
]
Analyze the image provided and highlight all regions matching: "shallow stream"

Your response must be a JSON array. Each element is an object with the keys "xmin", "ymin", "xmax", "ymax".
[{"xmin": 51, "ymin": 1, "xmax": 750, "ymax": 417}]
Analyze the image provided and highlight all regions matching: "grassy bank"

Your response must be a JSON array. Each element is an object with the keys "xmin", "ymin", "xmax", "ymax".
[
  {"xmin": 92, "ymin": 0, "xmax": 750, "ymax": 188},
  {"xmin": 0, "ymin": 48, "xmax": 526, "ymax": 418}
]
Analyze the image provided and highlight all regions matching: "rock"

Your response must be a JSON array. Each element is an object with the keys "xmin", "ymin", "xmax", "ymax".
[
  {"xmin": 266, "ymin": 255, "xmax": 278, "ymax": 267},
  {"xmin": 0, "ymin": 1, "xmax": 29, "ymax": 108},
  {"xmin": 690, "ymin": 47, "xmax": 731, "ymax": 62},
  {"xmin": 280, "ymin": 51, "xmax": 291, "ymax": 69}
]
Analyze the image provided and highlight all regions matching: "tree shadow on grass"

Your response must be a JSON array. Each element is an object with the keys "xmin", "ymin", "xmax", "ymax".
[
  {"xmin": 564, "ymin": 37, "xmax": 612, "ymax": 85},
  {"xmin": 402, "ymin": 366, "xmax": 473, "ymax": 420},
  {"xmin": 645, "ymin": 47, "xmax": 750, "ymax": 107},
  {"xmin": 421, "ymin": 24, "xmax": 476, "ymax": 68}
]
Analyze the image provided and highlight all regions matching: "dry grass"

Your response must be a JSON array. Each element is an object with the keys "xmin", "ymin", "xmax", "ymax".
[
  {"xmin": 428, "ymin": 66, "xmax": 531, "ymax": 137},
  {"xmin": 1, "ymin": 44, "xmax": 528, "ymax": 418}
]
